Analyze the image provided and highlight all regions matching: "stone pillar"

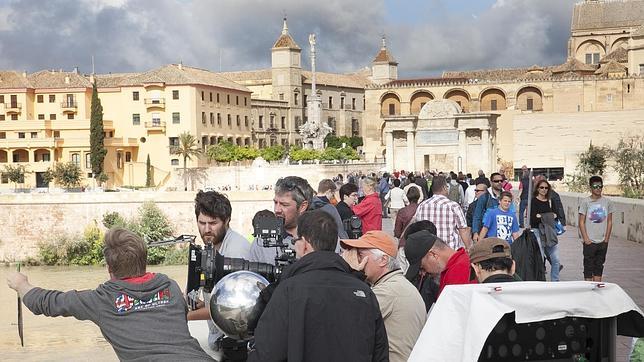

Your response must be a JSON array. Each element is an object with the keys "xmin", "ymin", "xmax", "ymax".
[
  {"xmin": 385, "ymin": 131, "xmax": 394, "ymax": 171},
  {"xmin": 458, "ymin": 130, "xmax": 467, "ymax": 173},
  {"xmin": 7, "ymin": 148, "xmax": 13, "ymax": 163},
  {"xmin": 406, "ymin": 131, "xmax": 415, "ymax": 172},
  {"xmin": 482, "ymin": 129, "xmax": 490, "ymax": 173}
]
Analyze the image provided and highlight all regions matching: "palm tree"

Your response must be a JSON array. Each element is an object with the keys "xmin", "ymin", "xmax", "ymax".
[{"xmin": 170, "ymin": 132, "xmax": 202, "ymax": 191}]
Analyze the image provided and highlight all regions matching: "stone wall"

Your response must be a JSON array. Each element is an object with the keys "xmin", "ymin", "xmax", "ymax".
[
  {"xmin": 558, "ymin": 192, "xmax": 644, "ymax": 244},
  {"xmin": 0, "ymin": 191, "xmax": 274, "ymax": 262}
]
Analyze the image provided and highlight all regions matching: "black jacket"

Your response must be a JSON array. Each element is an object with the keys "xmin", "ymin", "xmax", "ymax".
[
  {"xmin": 336, "ymin": 200, "xmax": 354, "ymax": 221},
  {"xmin": 248, "ymin": 251, "xmax": 389, "ymax": 362},
  {"xmin": 550, "ymin": 190, "xmax": 566, "ymax": 225},
  {"xmin": 511, "ymin": 229, "xmax": 546, "ymax": 281}
]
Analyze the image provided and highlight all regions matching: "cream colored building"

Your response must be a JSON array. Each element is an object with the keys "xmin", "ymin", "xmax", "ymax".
[{"xmin": 0, "ymin": 64, "xmax": 252, "ymax": 189}]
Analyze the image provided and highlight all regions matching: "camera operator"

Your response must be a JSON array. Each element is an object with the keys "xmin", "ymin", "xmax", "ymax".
[
  {"xmin": 248, "ymin": 210, "xmax": 389, "ymax": 362},
  {"xmin": 187, "ymin": 190, "xmax": 251, "ymax": 354},
  {"xmin": 248, "ymin": 176, "xmax": 314, "ymax": 265}
]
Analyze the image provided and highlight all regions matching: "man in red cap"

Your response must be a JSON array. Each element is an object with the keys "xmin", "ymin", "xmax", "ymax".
[{"xmin": 342, "ymin": 231, "xmax": 426, "ymax": 362}]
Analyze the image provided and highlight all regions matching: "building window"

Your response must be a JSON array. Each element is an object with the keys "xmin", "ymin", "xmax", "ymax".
[
  {"xmin": 491, "ymin": 99, "xmax": 497, "ymax": 111},
  {"xmin": 216, "ymin": 93, "xmax": 220, "ymax": 103},
  {"xmin": 294, "ymin": 93, "xmax": 299, "ymax": 105},
  {"xmin": 303, "ymin": 95, "xmax": 308, "ymax": 105},
  {"xmin": 388, "ymin": 103, "xmax": 395, "ymax": 115},
  {"xmin": 639, "ymin": 64, "xmax": 644, "ymax": 74},
  {"xmin": 351, "ymin": 119, "xmax": 359, "ymax": 136},
  {"xmin": 209, "ymin": 92, "xmax": 213, "ymax": 102},
  {"xmin": 67, "ymin": 113, "xmax": 74, "ymax": 120},
  {"xmin": 11, "ymin": 114, "xmax": 18, "ymax": 120},
  {"xmin": 245, "ymin": 116, "xmax": 249, "ymax": 127},
  {"xmin": 171, "ymin": 159, "xmax": 179, "ymax": 166},
  {"xmin": 270, "ymin": 115, "xmax": 275, "ymax": 128},
  {"xmin": 49, "ymin": 114, "xmax": 56, "ymax": 120},
  {"xmin": 0, "ymin": 115, "xmax": 4, "ymax": 121},
  {"xmin": 201, "ymin": 136, "xmax": 208, "ymax": 150},
  {"xmin": 202, "ymin": 112, "xmax": 206, "ymax": 124},
  {"xmin": 54, "ymin": 131, "xmax": 60, "ymax": 138},
  {"xmin": 607, "ymin": 94, "xmax": 613, "ymax": 102},
  {"xmin": 526, "ymin": 98, "xmax": 534, "ymax": 111},
  {"xmin": 18, "ymin": 132, "xmax": 25, "ymax": 139},
  {"xmin": 133, "ymin": 91, "xmax": 139, "ymax": 101},
  {"xmin": 295, "ymin": 116, "xmax": 302, "ymax": 130},
  {"xmin": 201, "ymin": 91, "xmax": 204, "ymax": 101},
  {"xmin": 227, "ymin": 114, "xmax": 231, "ymax": 126},
  {"xmin": 41, "ymin": 153, "xmax": 50, "ymax": 162},
  {"xmin": 236, "ymin": 95, "xmax": 239, "ymax": 105},
  {"xmin": 328, "ymin": 96, "xmax": 333, "ymax": 109},
  {"xmin": 328, "ymin": 117, "xmax": 336, "ymax": 135},
  {"xmin": 71, "ymin": 153, "xmax": 80, "ymax": 167},
  {"xmin": 0, "ymin": 95, "xmax": 3, "ymax": 103},
  {"xmin": 259, "ymin": 115, "xmax": 264, "ymax": 128},
  {"xmin": 172, "ymin": 90, "xmax": 179, "ymax": 100},
  {"xmin": 340, "ymin": 96, "xmax": 345, "ymax": 109},
  {"xmin": 133, "ymin": 113, "xmax": 140, "ymax": 125},
  {"xmin": 352, "ymin": 98, "xmax": 356, "ymax": 110},
  {"xmin": 217, "ymin": 113, "xmax": 221, "ymax": 125},
  {"xmin": 49, "ymin": 95, "xmax": 55, "ymax": 103},
  {"xmin": 38, "ymin": 114, "xmax": 45, "ymax": 120},
  {"xmin": 169, "ymin": 137, "xmax": 179, "ymax": 147},
  {"xmin": 281, "ymin": 116, "xmax": 285, "ymax": 129},
  {"xmin": 244, "ymin": 97, "xmax": 247, "ymax": 106},
  {"xmin": 152, "ymin": 113, "xmax": 161, "ymax": 126},
  {"xmin": 226, "ymin": 94, "xmax": 230, "ymax": 104},
  {"xmin": 30, "ymin": 132, "xmax": 37, "ymax": 138},
  {"xmin": 0, "ymin": 132, "xmax": 5, "ymax": 139},
  {"xmin": 172, "ymin": 112, "xmax": 180, "ymax": 124},
  {"xmin": 585, "ymin": 53, "xmax": 600, "ymax": 65},
  {"xmin": 210, "ymin": 112, "xmax": 214, "ymax": 125},
  {"xmin": 236, "ymin": 115, "xmax": 240, "ymax": 126},
  {"xmin": 37, "ymin": 95, "xmax": 44, "ymax": 103},
  {"xmin": 279, "ymin": 93, "xmax": 284, "ymax": 101},
  {"xmin": 85, "ymin": 153, "xmax": 91, "ymax": 169},
  {"xmin": 125, "ymin": 152, "xmax": 132, "ymax": 162}
]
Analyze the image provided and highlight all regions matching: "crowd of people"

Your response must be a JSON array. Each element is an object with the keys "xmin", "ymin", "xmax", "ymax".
[{"xmin": 6, "ymin": 169, "xmax": 615, "ymax": 361}]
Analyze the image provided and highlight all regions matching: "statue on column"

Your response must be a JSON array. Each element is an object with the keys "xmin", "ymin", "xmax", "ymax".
[{"xmin": 299, "ymin": 33, "xmax": 331, "ymax": 149}]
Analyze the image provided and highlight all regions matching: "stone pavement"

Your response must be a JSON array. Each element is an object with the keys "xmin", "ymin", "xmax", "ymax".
[{"xmin": 381, "ymin": 217, "xmax": 644, "ymax": 360}]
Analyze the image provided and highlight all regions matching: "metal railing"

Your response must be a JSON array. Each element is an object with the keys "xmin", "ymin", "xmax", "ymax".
[
  {"xmin": 144, "ymin": 98, "xmax": 166, "ymax": 105},
  {"xmin": 60, "ymin": 101, "xmax": 77, "ymax": 108}
]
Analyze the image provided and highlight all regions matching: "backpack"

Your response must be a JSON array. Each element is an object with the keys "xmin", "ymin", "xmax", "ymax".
[{"xmin": 448, "ymin": 183, "xmax": 462, "ymax": 204}]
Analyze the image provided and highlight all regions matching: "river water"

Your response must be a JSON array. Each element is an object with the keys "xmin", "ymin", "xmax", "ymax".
[{"xmin": 0, "ymin": 264, "xmax": 209, "ymax": 361}]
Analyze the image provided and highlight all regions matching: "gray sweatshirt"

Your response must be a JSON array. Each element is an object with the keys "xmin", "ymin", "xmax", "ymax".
[{"xmin": 23, "ymin": 273, "xmax": 213, "ymax": 361}]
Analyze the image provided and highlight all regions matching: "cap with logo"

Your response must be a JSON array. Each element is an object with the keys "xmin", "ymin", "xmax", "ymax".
[
  {"xmin": 403, "ymin": 230, "xmax": 438, "ymax": 280},
  {"xmin": 469, "ymin": 237, "xmax": 512, "ymax": 264}
]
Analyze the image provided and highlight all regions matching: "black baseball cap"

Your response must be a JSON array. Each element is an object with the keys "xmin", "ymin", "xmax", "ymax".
[{"xmin": 404, "ymin": 230, "xmax": 437, "ymax": 280}]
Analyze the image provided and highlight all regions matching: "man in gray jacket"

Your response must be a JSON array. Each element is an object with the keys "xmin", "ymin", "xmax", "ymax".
[{"xmin": 7, "ymin": 228, "xmax": 213, "ymax": 361}]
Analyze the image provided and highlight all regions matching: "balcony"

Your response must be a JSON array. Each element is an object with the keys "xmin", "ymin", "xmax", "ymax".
[
  {"xmin": 105, "ymin": 137, "xmax": 139, "ymax": 148},
  {"xmin": 0, "ymin": 138, "xmax": 56, "ymax": 148},
  {"xmin": 144, "ymin": 98, "xmax": 166, "ymax": 109},
  {"xmin": 4, "ymin": 103, "xmax": 21, "ymax": 114},
  {"xmin": 145, "ymin": 120, "xmax": 166, "ymax": 133},
  {"xmin": 60, "ymin": 101, "xmax": 78, "ymax": 114}
]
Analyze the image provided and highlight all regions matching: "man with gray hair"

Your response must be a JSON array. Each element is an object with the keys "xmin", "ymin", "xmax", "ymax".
[{"xmin": 342, "ymin": 230, "xmax": 426, "ymax": 362}]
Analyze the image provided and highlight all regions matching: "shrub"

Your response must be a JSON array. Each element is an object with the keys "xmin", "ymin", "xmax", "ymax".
[
  {"xmin": 37, "ymin": 239, "xmax": 63, "ymax": 265},
  {"xmin": 163, "ymin": 245, "xmax": 189, "ymax": 265}
]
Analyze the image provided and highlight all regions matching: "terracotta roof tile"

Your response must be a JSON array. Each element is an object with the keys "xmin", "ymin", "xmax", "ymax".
[
  {"xmin": 550, "ymin": 58, "xmax": 597, "ymax": 74},
  {"xmin": 571, "ymin": 0, "xmax": 644, "ymax": 31},
  {"xmin": 273, "ymin": 34, "xmax": 301, "ymax": 49},
  {"xmin": 28, "ymin": 70, "xmax": 92, "ymax": 88},
  {"xmin": 601, "ymin": 46, "xmax": 628, "ymax": 63},
  {"xmin": 0, "ymin": 71, "xmax": 32, "ymax": 89},
  {"xmin": 372, "ymin": 48, "xmax": 397, "ymax": 64},
  {"xmin": 302, "ymin": 71, "xmax": 372, "ymax": 89},
  {"xmin": 594, "ymin": 59, "xmax": 628, "ymax": 75},
  {"xmin": 220, "ymin": 69, "xmax": 273, "ymax": 82}
]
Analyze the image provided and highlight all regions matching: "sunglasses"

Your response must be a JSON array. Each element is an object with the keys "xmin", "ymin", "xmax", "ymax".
[
  {"xmin": 276, "ymin": 178, "xmax": 307, "ymax": 199},
  {"xmin": 475, "ymin": 189, "xmax": 486, "ymax": 192},
  {"xmin": 492, "ymin": 179, "xmax": 503, "ymax": 183},
  {"xmin": 591, "ymin": 184, "xmax": 603, "ymax": 189},
  {"xmin": 538, "ymin": 186, "xmax": 549, "ymax": 190}
]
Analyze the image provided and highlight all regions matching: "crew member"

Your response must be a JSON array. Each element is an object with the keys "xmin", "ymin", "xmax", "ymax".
[{"xmin": 469, "ymin": 237, "xmax": 516, "ymax": 283}]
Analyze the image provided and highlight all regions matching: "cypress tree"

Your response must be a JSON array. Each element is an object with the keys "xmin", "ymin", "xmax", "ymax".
[
  {"xmin": 90, "ymin": 82, "xmax": 107, "ymax": 178},
  {"xmin": 146, "ymin": 154, "xmax": 153, "ymax": 187}
]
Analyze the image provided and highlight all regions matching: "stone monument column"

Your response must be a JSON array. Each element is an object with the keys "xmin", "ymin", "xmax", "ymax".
[
  {"xmin": 385, "ymin": 131, "xmax": 394, "ymax": 171},
  {"xmin": 482, "ymin": 128, "xmax": 490, "ymax": 173},
  {"xmin": 458, "ymin": 129, "xmax": 467, "ymax": 173},
  {"xmin": 406, "ymin": 131, "xmax": 415, "ymax": 172}
]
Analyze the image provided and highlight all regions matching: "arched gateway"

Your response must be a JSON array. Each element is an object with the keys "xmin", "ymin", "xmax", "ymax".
[{"xmin": 382, "ymin": 99, "xmax": 498, "ymax": 174}]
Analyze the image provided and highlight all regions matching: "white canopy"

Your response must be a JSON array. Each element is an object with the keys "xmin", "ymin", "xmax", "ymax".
[{"xmin": 409, "ymin": 281, "xmax": 644, "ymax": 362}]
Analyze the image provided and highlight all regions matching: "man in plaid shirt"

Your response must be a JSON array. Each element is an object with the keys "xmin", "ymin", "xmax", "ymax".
[{"xmin": 412, "ymin": 176, "xmax": 472, "ymax": 249}]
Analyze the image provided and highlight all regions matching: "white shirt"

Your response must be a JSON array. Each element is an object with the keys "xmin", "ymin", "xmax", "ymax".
[{"xmin": 385, "ymin": 187, "xmax": 409, "ymax": 209}]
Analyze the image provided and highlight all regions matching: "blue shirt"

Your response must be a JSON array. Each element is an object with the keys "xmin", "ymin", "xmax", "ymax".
[{"xmin": 482, "ymin": 207, "xmax": 519, "ymax": 243}]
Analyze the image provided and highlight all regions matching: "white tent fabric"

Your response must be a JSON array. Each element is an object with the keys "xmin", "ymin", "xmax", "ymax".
[{"xmin": 409, "ymin": 281, "xmax": 643, "ymax": 362}]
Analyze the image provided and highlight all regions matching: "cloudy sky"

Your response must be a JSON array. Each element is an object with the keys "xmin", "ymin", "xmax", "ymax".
[{"xmin": 0, "ymin": 0, "xmax": 577, "ymax": 77}]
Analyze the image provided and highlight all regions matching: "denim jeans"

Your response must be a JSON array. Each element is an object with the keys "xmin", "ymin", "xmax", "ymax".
[
  {"xmin": 532, "ymin": 228, "xmax": 560, "ymax": 281},
  {"xmin": 519, "ymin": 198, "xmax": 528, "ymax": 227}
]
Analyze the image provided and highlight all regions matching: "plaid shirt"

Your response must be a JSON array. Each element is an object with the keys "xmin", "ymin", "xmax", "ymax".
[{"xmin": 413, "ymin": 194, "xmax": 467, "ymax": 249}]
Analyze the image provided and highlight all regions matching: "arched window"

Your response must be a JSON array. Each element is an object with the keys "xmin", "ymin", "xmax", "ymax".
[
  {"xmin": 479, "ymin": 88, "xmax": 506, "ymax": 111},
  {"xmin": 380, "ymin": 93, "xmax": 401, "ymax": 116},
  {"xmin": 444, "ymin": 89, "xmax": 470, "ymax": 113},
  {"xmin": 410, "ymin": 91, "xmax": 434, "ymax": 115},
  {"xmin": 517, "ymin": 87, "xmax": 543, "ymax": 111}
]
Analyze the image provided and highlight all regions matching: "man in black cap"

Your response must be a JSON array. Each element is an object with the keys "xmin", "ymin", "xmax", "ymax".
[
  {"xmin": 404, "ymin": 229, "xmax": 476, "ymax": 299},
  {"xmin": 469, "ymin": 237, "xmax": 516, "ymax": 283}
]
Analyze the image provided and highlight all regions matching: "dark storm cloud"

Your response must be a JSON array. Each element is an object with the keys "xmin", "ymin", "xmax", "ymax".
[{"xmin": 0, "ymin": 0, "xmax": 576, "ymax": 77}]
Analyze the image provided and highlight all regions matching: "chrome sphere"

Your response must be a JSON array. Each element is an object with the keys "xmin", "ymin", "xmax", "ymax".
[{"xmin": 208, "ymin": 271, "xmax": 269, "ymax": 341}]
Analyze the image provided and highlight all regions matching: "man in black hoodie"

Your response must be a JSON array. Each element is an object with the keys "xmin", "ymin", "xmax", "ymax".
[
  {"xmin": 7, "ymin": 228, "xmax": 213, "ymax": 361},
  {"xmin": 248, "ymin": 210, "xmax": 389, "ymax": 362}
]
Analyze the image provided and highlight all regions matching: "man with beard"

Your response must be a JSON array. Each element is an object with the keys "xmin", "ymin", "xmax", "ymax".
[
  {"xmin": 249, "ymin": 176, "xmax": 315, "ymax": 265},
  {"xmin": 187, "ymin": 190, "xmax": 251, "ymax": 355}
]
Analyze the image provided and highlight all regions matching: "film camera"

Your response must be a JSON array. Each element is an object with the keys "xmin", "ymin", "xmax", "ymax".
[{"xmin": 343, "ymin": 215, "xmax": 363, "ymax": 239}]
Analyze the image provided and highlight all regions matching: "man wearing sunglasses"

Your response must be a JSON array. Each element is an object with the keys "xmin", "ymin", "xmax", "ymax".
[{"xmin": 579, "ymin": 175, "xmax": 614, "ymax": 282}]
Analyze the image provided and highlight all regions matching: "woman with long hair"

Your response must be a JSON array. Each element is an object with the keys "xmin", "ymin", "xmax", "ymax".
[{"xmin": 530, "ymin": 179, "xmax": 561, "ymax": 281}]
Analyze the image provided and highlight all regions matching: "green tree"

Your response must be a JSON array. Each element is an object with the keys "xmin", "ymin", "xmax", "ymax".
[
  {"xmin": 565, "ymin": 143, "xmax": 610, "ymax": 192},
  {"xmin": 234, "ymin": 146, "xmax": 260, "ymax": 161},
  {"xmin": 206, "ymin": 141, "xmax": 236, "ymax": 164},
  {"xmin": 89, "ymin": 82, "xmax": 107, "ymax": 180},
  {"xmin": 2, "ymin": 164, "xmax": 29, "ymax": 189},
  {"xmin": 145, "ymin": 154, "xmax": 153, "ymax": 187},
  {"xmin": 289, "ymin": 147, "xmax": 320, "ymax": 161},
  {"xmin": 611, "ymin": 135, "xmax": 644, "ymax": 197},
  {"xmin": 349, "ymin": 136, "xmax": 363, "ymax": 148},
  {"xmin": 170, "ymin": 132, "xmax": 202, "ymax": 191},
  {"xmin": 41, "ymin": 168, "xmax": 55, "ymax": 189},
  {"xmin": 50, "ymin": 162, "xmax": 83, "ymax": 189},
  {"xmin": 259, "ymin": 145, "xmax": 285, "ymax": 161}
]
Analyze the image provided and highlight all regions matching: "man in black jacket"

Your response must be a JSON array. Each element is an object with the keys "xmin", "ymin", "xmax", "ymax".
[{"xmin": 248, "ymin": 210, "xmax": 389, "ymax": 362}]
